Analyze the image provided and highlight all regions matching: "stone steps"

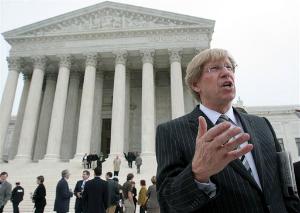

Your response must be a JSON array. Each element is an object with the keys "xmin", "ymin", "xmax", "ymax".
[{"xmin": 1, "ymin": 157, "xmax": 157, "ymax": 213}]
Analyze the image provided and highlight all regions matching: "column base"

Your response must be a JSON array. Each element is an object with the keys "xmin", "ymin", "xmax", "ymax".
[
  {"xmin": 11, "ymin": 154, "xmax": 32, "ymax": 163},
  {"xmin": 72, "ymin": 153, "xmax": 86, "ymax": 161},
  {"xmin": 0, "ymin": 158, "xmax": 7, "ymax": 163},
  {"xmin": 141, "ymin": 152, "xmax": 156, "ymax": 157},
  {"xmin": 40, "ymin": 154, "xmax": 61, "ymax": 162},
  {"xmin": 108, "ymin": 152, "xmax": 125, "ymax": 159}
]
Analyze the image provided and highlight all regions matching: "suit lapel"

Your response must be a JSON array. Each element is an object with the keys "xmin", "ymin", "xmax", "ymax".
[
  {"xmin": 188, "ymin": 106, "xmax": 263, "ymax": 193},
  {"xmin": 234, "ymin": 110, "xmax": 265, "ymax": 193},
  {"xmin": 188, "ymin": 106, "xmax": 214, "ymax": 135}
]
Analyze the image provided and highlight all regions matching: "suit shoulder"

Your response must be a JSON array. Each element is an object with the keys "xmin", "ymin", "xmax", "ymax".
[
  {"xmin": 100, "ymin": 179, "xmax": 108, "ymax": 185},
  {"xmin": 157, "ymin": 113, "xmax": 190, "ymax": 130},
  {"xmin": 239, "ymin": 112, "xmax": 267, "ymax": 123},
  {"xmin": 76, "ymin": 180, "xmax": 83, "ymax": 184}
]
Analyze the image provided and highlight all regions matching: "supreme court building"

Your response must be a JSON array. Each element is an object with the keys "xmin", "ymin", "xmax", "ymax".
[
  {"xmin": 1, "ymin": 1, "xmax": 300, "ymax": 164},
  {"xmin": 0, "ymin": 1, "xmax": 215, "ymax": 162}
]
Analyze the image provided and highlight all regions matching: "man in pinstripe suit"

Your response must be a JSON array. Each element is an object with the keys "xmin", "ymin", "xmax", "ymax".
[{"xmin": 156, "ymin": 48, "xmax": 300, "ymax": 213}]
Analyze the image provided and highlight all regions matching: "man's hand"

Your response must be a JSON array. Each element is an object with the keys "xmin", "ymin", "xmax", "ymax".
[
  {"xmin": 192, "ymin": 116, "xmax": 253, "ymax": 182},
  {"xmin": 76, "ymin": 192, "xmax": 82, "ymax": 198}
]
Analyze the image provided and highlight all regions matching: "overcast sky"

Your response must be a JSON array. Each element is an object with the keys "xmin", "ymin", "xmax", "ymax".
[{"xmin": 0, "ymin": 0, "xmax": 299, "ymax": 115}]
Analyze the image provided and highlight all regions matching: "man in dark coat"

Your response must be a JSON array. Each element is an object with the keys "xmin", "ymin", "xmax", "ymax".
[
  {"xmin": 10, "ymin": 182, "xmax": 24, "ymax": 213},
  {"xmin": 105, "ymin": 172, "xmax": 119, "ymax": 213},
  {"xmin": 0, "ymin": 172, "xmax": 12, "ymax": 213},
  {"xmin": 74, "ymin": 170, "xmax": 90, "ymax": 213},
  {"xmin": 82, "ymin": 167, "xmax": 108, "ymax": 213},
  {"xmin": 156, "ymin": 48, "xmax": 300, "ymax": 213},
  {"xmin": 54, "ymin": 170, "xmax": 73, "ymax": 213}
]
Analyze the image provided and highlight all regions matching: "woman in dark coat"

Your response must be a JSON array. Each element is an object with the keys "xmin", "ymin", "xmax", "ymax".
[
  {"xmin": 146, "ymin": 176, "xmax": 160, "ymax": 213},
  {"xmin": 32, "ymin": 176, "xmax": 46, "ymax": 213}
]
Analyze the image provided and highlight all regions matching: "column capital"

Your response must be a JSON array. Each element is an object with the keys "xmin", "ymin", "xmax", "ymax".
[
  {"xmin": 57, "ymin": 54, "xmax": 72, "ymax": 69},
  {"xmin": 140, "ymin": 49, "xmax": 155, "ymax": 64},
  {"xmin": 32, "ymin": 56, "xmax": 47, "ymax": 70},
  {"xmin": 168, "ymin": 48, "xmax": 183, "ymax": 63},
  {"xmin": 113, "ymin": 50, "xmax": 128, "ymax": 65},
  {"xmin": 84, "ymin": 53, "xmax": 98, "ymax": 68},
  {"xmin": 194, "ymin": 47, "xmax": 205, "ymax": 55},
  {"xmin": 6, "ymin": 57, "xmax": 21, "ymax": 71}
]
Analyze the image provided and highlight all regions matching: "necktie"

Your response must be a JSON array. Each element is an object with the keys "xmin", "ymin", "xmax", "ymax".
[
  {"xmin": 216, "ymin": 114, "xmax": 253, "ymax": 176},
  {"xmin": 216, "ymin": 114, "xmax": 230, "ymax": 125},
  {"xmin": 81, "ymin": 181, "xmax": 85, "ymax": 190}
]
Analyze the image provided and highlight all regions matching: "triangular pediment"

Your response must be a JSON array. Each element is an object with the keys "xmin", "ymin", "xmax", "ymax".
[{"xmin": 3, "ymin": 1, "xmax": 214, "ymax": 38}]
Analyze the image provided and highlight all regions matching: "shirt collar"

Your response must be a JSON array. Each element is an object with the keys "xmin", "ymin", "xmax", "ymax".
[{"xmin": 199, "ymin": 104, "xmax": 237, "ymax": 125}]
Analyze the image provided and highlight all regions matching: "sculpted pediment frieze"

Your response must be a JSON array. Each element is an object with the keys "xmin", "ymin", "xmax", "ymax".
[{"xmin": 17, "ymin": 8, "xmax": 208, "ymax": 37}]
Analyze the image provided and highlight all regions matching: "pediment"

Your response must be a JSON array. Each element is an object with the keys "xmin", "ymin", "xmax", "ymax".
[{"xmin": 3, "ymin": 1, "xmax": 214, "ymax": 38}]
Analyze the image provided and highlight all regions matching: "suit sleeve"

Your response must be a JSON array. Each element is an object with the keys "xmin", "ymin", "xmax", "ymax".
[
  {"xmin": 20, "ymin": 188, "xmax": 24, "ymax": 201},
  {"xmin": 82, "ymin": 182, "xmax": 88, "ymax": 212},
  {"xmin": 35, "ymin": 185, "xmax": 46, "ymax": 203},
  {"xmin": 264, "ymin": 117, "xmax": 300, "ymax": 213},
  {"xmin": 103, "ymin": 181, "xmax": 109, "ymax": 210},
  {"xmin": 156, "ymin": 123, "xmax": 218, "ymax": 212},
  {"xmin": 74, "ymin": 181, "xmax": 81, "ymax": 197},
  {"xmin": 61, "ymin": 181, "xmax": 73, "ymax": 199},
  {"xmin": 4, "ymin": 183, "xmax": 12, "ymax": 205},
  {"xmin": 11, "ymin": 188, "xmax": 16, "ymax": 201}
]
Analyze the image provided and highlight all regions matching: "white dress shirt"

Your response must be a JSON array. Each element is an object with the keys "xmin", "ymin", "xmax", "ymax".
[{"xmin": 200, "ymin": 104, "xmax": 262, "ymax": 189}]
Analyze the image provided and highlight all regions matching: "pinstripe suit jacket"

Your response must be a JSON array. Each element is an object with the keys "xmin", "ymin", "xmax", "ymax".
[{"xmin": 156, "ymin": 106, "xmax": 300, "ymax": 213}]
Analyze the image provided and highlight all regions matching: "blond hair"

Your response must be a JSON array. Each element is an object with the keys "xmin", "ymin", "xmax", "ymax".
[{"xmin": 185, "ymin": 48, "xmax": 236, "ymax": 102}]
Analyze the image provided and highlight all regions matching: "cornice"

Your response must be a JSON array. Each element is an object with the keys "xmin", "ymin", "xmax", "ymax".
[
  {"xmin": 5, "ymin": 26, "xmax": 213, "ymax": 45},
  {"xmin": 2, "ymin": 2, "xmax": 214, "ymax": 39}
]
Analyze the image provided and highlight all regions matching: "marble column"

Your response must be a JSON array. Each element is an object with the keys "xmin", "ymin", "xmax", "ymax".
[
  {"xmin": 0, "ymin": 57, "xmax": 20, "ymax": 162},
  {"xmin": 9, "ymin": 73, "xmax": 31, "ymax": 160},
  {"xmin": 44, "ymin": 55, "xmax": 71, "ymax": 161},
  {"xmin": 124, "ymin": 70, "xmax": 131, "ymax": 153},
  {"xmin": 91, "ymin": 68, "xmax": 104, "ymax": 155},
  {"xmin": 74, "ymin": 53, "xmax": 97, "ymax": 159},
  {"xmin": 73, "ymin": 87, "xmax": 82, "ymax": 157},
  {"xmin": 15, "ymin": 56, "xmax": 47, "ymax": 161},
  {"xmin": 61, "ymin": 69, "xmax": 81, "ymax": 160},
  {"xmin": 33, "ymin": 73, "xmax": 57, "ymax": 160},
  {"xmin": 109, "ymin": 50, "xmax": 127, "ymax": 157},
  {"xmin": 140, "ymin": 49, "xmax": 156, "ymax": 156},
  {"xmin": 169, "ymin": 49, "xmax": 185, "ymax": 119}
]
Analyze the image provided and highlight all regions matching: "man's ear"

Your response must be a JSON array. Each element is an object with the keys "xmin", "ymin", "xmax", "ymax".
[{"xmin": 191, "ymin": 81, "xmax": 201, "ymax": 93}]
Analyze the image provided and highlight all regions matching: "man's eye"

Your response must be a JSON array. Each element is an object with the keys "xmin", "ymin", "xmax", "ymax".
[
  {"xmin": 225, "ymin": 65, "xmax": 233, "ymax": 70},
  {"xmin": 210, "ymin": 66, "xmax": 219, "ymax": 71}
]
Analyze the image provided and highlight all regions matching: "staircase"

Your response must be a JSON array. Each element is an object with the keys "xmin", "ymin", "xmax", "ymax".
[{"xmin": 1, "ymin": 157, "xmax": 157, "ymax": 213}]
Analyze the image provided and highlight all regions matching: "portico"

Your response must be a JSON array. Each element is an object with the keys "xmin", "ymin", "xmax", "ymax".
[{"xmin": 0, "ymin": 1, "xmax": 214, "ymax": 162}]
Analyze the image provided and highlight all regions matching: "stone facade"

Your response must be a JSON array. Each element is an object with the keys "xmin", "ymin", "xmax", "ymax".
[
  {"xmin": 0, "ymin": 1, "xmax": 214, "ymax": 162},
  {"xmin": 245, "ymin": 105, "xmax": 300, "ymax": 162}
]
